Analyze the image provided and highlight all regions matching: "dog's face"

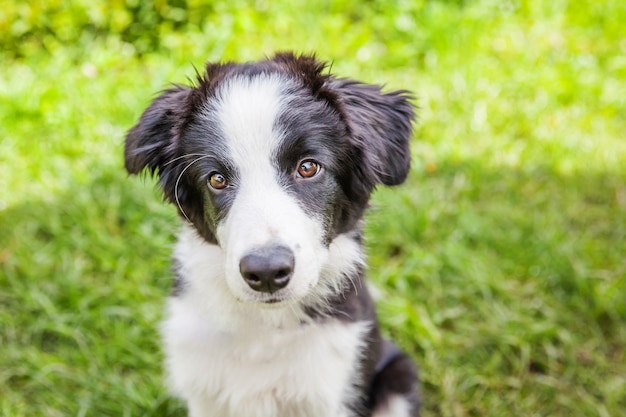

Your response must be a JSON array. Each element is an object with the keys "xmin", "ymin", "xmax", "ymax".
[{"xmin": 125, "ymin": 53, "xmax": 414, "ymax": 306}]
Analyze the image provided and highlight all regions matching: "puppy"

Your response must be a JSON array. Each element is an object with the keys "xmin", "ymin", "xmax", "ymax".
[{"xmin": 125, "ymin": 52, "xmax": 419, "ymax": 417}]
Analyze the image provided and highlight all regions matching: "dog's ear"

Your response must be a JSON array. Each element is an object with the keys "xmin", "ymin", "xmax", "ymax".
[
  {"xmin": 329, "ymin": 79, "xmax": 415, "ymax": 187},
  {"xmin": 124, "ymin": 86, "xmax": 190, "ymax": 176},
  {"xmin": 125, "ymin": 85, "xmax": 217, "ymax": 242}
]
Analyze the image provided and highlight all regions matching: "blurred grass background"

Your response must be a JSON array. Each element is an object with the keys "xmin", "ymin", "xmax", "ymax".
[{"xmin": 1, "ymin": 0, "xmax": 625, "ymax": 416}]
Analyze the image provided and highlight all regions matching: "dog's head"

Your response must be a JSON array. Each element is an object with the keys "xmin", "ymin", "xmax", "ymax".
[{"xmin": 125, "ymin": 53, "xmax": 414, "ymax": 306}]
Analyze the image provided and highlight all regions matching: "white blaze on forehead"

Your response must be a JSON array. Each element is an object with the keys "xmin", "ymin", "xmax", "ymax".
[
  {"xmin": 211, "ymin": 73, "xmax": 296, "ymax": 250},
  {"xmin": 212, "ymin": 73, "xmax": 289, "ymax": 173}
]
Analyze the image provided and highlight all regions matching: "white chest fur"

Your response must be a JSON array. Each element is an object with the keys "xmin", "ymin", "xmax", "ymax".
[{"xmin": 162, "ymin": 297, "xmax": 369, "ymax": 417}]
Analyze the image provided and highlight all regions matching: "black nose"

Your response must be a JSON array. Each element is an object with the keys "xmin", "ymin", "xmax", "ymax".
[{"xmin": 239, "ymin": 245, "xmax": 295, "ymax": 293}]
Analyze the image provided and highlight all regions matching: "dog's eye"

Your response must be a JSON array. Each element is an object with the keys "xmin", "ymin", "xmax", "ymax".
[
  {"xmin": 208, "ymin": 172, "xmax": 228, "ymax": 190},
  {"xmin": 297, "ymin": 160, "xmax": 321, "ymax": 179}
]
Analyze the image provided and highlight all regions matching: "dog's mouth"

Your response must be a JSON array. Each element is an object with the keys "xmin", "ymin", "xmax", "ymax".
[
  {"xmin": 243, "ymin": 292, "xmax": 296, "ymax": 307},
  {"xmin": 257, "ymin": 295, "xmax": 292, "ymax": 306}
]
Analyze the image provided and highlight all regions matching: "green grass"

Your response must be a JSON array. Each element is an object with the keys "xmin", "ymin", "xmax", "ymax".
[{"xmin": 1, "ymin": 0, "xmax": 625, "ymax": 416}]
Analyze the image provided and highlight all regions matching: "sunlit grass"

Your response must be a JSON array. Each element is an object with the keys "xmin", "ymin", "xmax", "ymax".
[{"xmin": 1, "ymin": 0, "xmax": 625, "ymax": 416}]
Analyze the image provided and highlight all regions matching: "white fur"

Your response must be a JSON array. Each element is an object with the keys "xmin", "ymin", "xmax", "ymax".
[{"xmin": 163, "ymin": 227, "xmax": 369, "ymax": 417}]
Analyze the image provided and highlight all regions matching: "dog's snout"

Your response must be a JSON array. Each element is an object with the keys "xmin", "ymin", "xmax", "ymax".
[{"xmin": 239, "ymin": 245, "xmax": 295, "ymax": 293}]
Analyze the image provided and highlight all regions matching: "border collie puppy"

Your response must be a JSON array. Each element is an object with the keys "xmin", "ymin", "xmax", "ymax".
[{"xmin": 125, "ymin": 52, "xmax": 419, "ymax": 417}]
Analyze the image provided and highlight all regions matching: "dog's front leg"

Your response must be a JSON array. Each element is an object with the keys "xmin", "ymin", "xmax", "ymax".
[{"xmin": 370, "ymin": 341, "xmax": 420, "ymax": 417}]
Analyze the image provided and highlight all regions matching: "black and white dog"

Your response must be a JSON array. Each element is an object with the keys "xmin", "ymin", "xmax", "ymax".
[{"xmin": 125, "ymin": 53, "xmax": 419, "ymax": 417}]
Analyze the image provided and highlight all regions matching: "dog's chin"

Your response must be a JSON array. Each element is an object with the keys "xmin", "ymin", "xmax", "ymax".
[
  {"xmin": 255, "ymin": 298, "xmax": 293, "ymax": 309},
  {"xmin": 237, "ymin": 293, "xmax": 301, "ymax": 308}
]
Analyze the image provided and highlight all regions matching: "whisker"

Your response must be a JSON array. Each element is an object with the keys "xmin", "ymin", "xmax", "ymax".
[
  {"xmin": 346, "ymin": 273, "xmax": 359, "ymax": 297},
  {"xmin": 174, "ymin": 155, "xmax": 212, "ymax": 224},
  {"xmin": 287, "ymin": 302, "xmax": 302, "ymax": 321},
  {"xmin": 164, "ymin": 153, "xmax": 212, "ymax": 166}
]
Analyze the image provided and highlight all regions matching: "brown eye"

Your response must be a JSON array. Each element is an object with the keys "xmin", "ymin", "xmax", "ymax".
[
  {"xmin": 208, "ymin": 172, "xmax": 228, "ymax": 190},
  {"xmin": 297, "ymin": 160, "xmax": 321, "ymax": 179}
]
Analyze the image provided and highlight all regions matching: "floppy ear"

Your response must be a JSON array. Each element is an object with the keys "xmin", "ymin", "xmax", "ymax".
[
  {"xmin": 329, "ymin": 79, "xmax": 415, "ymax": 187},
  {"xmin": 124, "ymin": 86, "xmax": 190, "ymax": 176},
  {"xmin": 125, "ymin": 85, "xmax": 217, "ymax": 242}
]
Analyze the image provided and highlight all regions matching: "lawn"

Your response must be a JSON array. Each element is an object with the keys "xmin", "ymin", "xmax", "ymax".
[{"xmin": 1, "ymin": 0, "xmax": 625, "ymax": 416}]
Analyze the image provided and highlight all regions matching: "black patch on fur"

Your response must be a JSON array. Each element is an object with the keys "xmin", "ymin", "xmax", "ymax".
[
  {"xmin": 329, "ymin": 79, "xmax": 415, "ymax": 187},
  {"xmin": 327, "ymin": 79, "xmax": 415, "ymax": 234},
  {"xmin": 272, "ymin": 53, "xmax": 416, "ymax": 235},
  {"xmin": 124, "ymin": 86, "xmax": 219, "ymax": 243},
  {"xmin": 334, "ymin": 276, "xmax": 385, "ymax": 416},
  {"xmin": 177, "ymin": 115, "xmax": 239, "ymax": 228},
  {"xmin": 273, "ymin": 90, "xmax": 350, "ymax": 243}
]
